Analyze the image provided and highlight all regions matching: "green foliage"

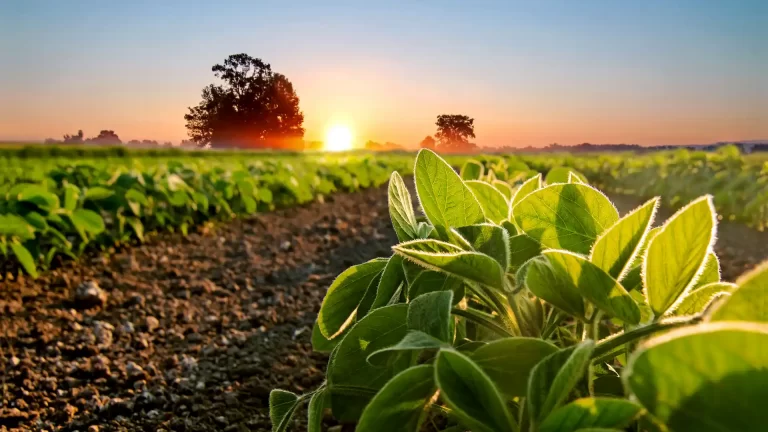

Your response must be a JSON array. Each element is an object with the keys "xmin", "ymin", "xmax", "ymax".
[
  {"xmin": 269, "ymin": 149, "xmax": 768, "ymax": 432},
  {"xmin": 0, "ymin": 152, "xmax": 412, "ymax": 278}
]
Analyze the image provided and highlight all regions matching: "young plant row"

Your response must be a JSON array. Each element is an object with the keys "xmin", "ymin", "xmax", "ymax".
[
  {"xmin": 271, "ymin": 149, "xmax": 768, "ymax": 432},
  {"xmin": 517, "ymin": 146, "xmax": 768, "ymax": 230},
  {"xmin": 0, "ymin": 155, "xmax": 411, "ymax": 278}
]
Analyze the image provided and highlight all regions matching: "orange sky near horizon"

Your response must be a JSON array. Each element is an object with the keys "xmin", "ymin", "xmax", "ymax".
[{"xmin": 1, "ymin": 1, "xmax": 766, "ymax": 147}]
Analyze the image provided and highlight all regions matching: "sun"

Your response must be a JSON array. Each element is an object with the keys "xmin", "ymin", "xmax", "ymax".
[{"xmin": 324, "ymin": 125, "xmax": 354, "ymax": 152}]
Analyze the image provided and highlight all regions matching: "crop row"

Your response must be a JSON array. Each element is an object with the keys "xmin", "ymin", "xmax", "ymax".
[{"xmin": 0, "ymin": 153, "xmax": 412, "ymax": 278}]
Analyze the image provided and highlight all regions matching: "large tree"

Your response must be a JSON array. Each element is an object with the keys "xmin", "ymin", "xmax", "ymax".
[
  {"xmin": 419, "ymin": 135, "xmax": 436, "ymax": 150},
  {"xmin": 434, "ymin": 114, "xmax": 476, "ymax": 152},
  {"xmin": 185, "ymin": 54, "xmax": 305, "ymax": 149}
]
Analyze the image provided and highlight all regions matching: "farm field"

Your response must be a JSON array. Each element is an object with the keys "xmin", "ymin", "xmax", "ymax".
[{"xmin": 3, "ymin": 147, "xmax": 768, "ymax": 431}]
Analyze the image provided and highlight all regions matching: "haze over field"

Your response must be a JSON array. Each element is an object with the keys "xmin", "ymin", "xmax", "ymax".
[{"xmin": 1, "ymin": 0, "xmax": 767, "ymax": 147}]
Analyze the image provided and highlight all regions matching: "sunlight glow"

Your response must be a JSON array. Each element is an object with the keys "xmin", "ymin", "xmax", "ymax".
[{"xmin": 324, "ymin": 125, "xmax": 354, "ymax": 152}]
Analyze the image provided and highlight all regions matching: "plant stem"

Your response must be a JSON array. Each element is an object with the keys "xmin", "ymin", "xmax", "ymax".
[
  {"xmin": 540, "ymin": 311, "xmax": 564, "ymax": 340},
  {"xmin": 451, "ymin": 308, "xmax": 516, "ymax": 338},
  {"xmin": 591, "ymin": 314, "xmax": 703, "ymax": 360}
]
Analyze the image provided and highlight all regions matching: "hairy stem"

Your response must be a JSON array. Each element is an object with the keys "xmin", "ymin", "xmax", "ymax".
[{"xmin": 591, "ymin": 314, "xmax": 703, "ymax": 360}]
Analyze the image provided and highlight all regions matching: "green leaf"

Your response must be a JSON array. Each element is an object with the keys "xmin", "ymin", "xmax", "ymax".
[
  {"xmin": 10, "ymin": 241, "xmax": 38, "ymax": 278},
  {"xmin": 328, "ymin": 305, "xmax": 409, "ymax": 422},
  {"xmin": 394, "ymin": 239, "xmax": 505, "ymax": 291},
  {"xmin": 435, "ymin": 349, "xmax": 516, "ymax": 432},
  {"xmin": 414, "ymin": 149, "xmax": 484, "ymax": 230},
  {"xmin": 625, "ymin": 322, "xmax": 768, "ymax": 432},
  {"xmin": 509, "ymin": 173, "xmax": 541, "ymax": 216},
  {"xmin": 357, "ymin": 365, "xmax": 437, "ymax": 432},
  {"xmin": 460, "ymin": 159, "xmax": 484, "ymax": 180},
  {"xmin": 528, "ymin": 341, "xmax": 596, "ymax": 424},
  {"xmin": 84, "ymin": 186, "xmax": 114, "ymax": 201},
  {"xmin": 545, "ymin": 167, "xmax": 586, "ymax": 185},
  {"xmin": 674, "ymin": 282, "xmax": 735, "ymax": 316},
  {"xmin": 539, "ymin": 398, "xmax": 644, "ymax": 432},
  {"xmin": 367, "ymin": 330, "xmax": 447, "ymax": 366},
  {"xmin": 388, "ymin": 171, "xmax": 418, "ymax": 242},
  {"xmin": 590, "ymin": 197, "xmax": 658, "ymax": 280},
  {"xmin": 17, "ymin": 185, "xmax": 60, "ymax": 212},
  {"xmin": 525, "ymin": 258, "xmax": 586, "ymax": 320},
  {"xmin": 493, "ymin": 180, "xmax": 514, "ymax": 200},
  {"xmin": 269, "ymin": 389, "xmax": 300, "ymax": 432},
  {"xmin": 693, "ymin": 252, "xmax": 721, "ymax": 289},
  {"xmin": 317, "ymin": 258, "xmax": 388, "ymax": 339},
  {"xmin": 471, "ymin": 337, "xmax": 558, "ymax": 398},
  {"xmin": 71, "ymin": 209, "xmax": 105, "ymax": 235},
  {"xmin": 452, "ymin": 223, "xmax": 510, "ymax": 270},
  {"xmin": 307, "ymin": 388, "xmax": 329, "ymax": 432},
  {"xmin": 371, "ymin": 255, "xmax": 405, "ymax": 310},
  {"xmin": 408, "ymin": 290, "xmax": 453, "ymax": 342},
  {"xmin": 408, "ymin": 270, "xmax": 464, "ymax": 304},
  {"xmin": 357, "ymin": 272, "xmax": 384, "ymax": 319},
  {"xmin": 644, "ymin": 196, "xmax": 716, "ymax": 317},
  {"xmin": 514, "ymin": 183, "xmax": 619, "ymax": 255},
  {"xmin": 126, "ymin": 217, "xmax": 144, "ymax": 242},
  {"xmin": 509, "ymin": 234, "xmax": 543, "ymax": 272},
  {"xmin": 311, "ymin": 320, "xmax": 341, "ymax": 353},
  {"xmin": 63, "ymin": 184, "xmax": 80, "ymax": 211},
  {"xmin": 710, "ymin": 261, "xmax": 768, "ymax": 322},
  {"xmin": 465, "ymin": 180, "xmax": 509, "ymax": 224},
  {"xmin": 24, "ymin": 212, "xmax": 48, "ymax": 231},
  {"xmin": 543, "ymin": 250, "xmax": 640, "ymax": 324}
]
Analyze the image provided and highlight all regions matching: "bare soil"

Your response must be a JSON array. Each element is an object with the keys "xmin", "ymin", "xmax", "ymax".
[{"xmin": 2, "ymin": 186, "xmax": 768, "ymax": 432}]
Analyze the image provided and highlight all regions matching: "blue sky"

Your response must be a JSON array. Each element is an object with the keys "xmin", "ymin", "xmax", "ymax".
[{"xmin": 1, "ymin": 0, "xmax": 766, "ymax": 146}]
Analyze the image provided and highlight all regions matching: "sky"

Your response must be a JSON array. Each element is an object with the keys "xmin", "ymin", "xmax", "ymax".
[{"xmin": 1, "ymin": 0, "xmax": 767, "ymax": 147}]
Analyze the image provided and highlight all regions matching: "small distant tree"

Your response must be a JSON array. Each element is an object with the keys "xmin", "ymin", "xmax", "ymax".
[
  {"xmin": 420, "ymin": 135, "xmax": 436, "ymax": 150},
  {"xmin": 184, "ymin": 53, "xmax": 305, "ymax": 150},
  {"xmin": 87, "ymin": 130, "xmax": 122, "ymax": 145},
  {"xmin": 435, "ymin": 114, "xmax": 475, "ymax": 152}
]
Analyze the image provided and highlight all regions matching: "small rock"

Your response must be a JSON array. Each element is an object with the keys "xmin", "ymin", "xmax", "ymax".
[
  {"xmin": 126, "ymin": 361, "xmax": 148, "ymax": 381},
  {"xmin": 144, "ymin": 316, "xmax": 160, "ymax": 333},
  {"xmin": 119, "ymin": 321, "xmax": 135, "ymax": 334},
  {"xmin": 88, "ymin": 425, "xmax": 100, "ymax": 432},
  {"xmin": 75, "ymin": 281, "xmax": 107, "ymax": 309},
  {"xmin": 93, "ymin": 321, "xmax": 114, "ymax": 347},
  {"xmin": 280, "ymin": 240, "xmax": 292, "ymax": 251},
  {"xmin": 124, "ymin": 293, "xmax": 145, "ymax": 308},
  {"xmin": 10, "ymin": 356, "xmax": 20, "ymax": 367},
  {"xmin": 215, "ymin": 416, "xmax": 228, "ymax": 426}
]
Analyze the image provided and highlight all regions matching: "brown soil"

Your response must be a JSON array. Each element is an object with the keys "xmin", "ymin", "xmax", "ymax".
[
  {"xmin": 1, "ymin": 184, "xmax": 398, "ymax": 432},
  {"xmin": 2, "ymin": 186, "xmax": 768, "ymax": 432}
]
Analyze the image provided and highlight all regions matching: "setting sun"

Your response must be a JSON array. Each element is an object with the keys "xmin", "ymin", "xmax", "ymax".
[{"xmin": 324, "ymin": 125, "xmax": 354, "ymax": 152}]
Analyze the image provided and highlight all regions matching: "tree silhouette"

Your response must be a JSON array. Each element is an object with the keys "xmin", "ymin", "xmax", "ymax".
[
  {"xmin": 419, "ymin": 135, "xmax": 436, "ymax": 150},
  {"xmin": 62, "ymin": 130, "xmax": 84, "ymax": 144},
  {"xmin": 87, "ymin": 130, "xmax": 122, "ymax": 145},
  {"xmin": 184, "ymin": 53, "xmax": 305, "ymax": 150},
  {"xmin": 434, "ymin": 114, "xmax": 476, "ymax": 152}
]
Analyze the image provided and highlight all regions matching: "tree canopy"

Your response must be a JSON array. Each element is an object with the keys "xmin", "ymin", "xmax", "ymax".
[
  {"xmin": 184, "ymin": 53, "xmax": 305, "ymax": 149},
  {"xmin": 434, "ymin": 114, "xmax": 477, "ymax": 152}
]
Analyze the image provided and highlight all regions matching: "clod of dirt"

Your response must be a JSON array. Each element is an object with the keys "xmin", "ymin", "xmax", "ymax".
[{"xmin": 74, "ymin": 280, "xmax": 108, "ymax": 309}]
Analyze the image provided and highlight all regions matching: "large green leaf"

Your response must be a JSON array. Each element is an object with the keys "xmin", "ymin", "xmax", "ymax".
[
  {"xmin": 388, "ymin": 171, "xmax": 418, "ymax": 242},
  {"xmin": 693, "ymin": 252, "xmax": 721, "ymax": 289},
  {"xmin": 407, "ymin": 290, "xmax": 453, "ymax": 342},
  {"xmin": 394, "ymin": 239, "xmax": 506, "ymax": 291},
  {"xmin": 367, "ymin": 330, "xmax": 448, "ymax": 366},
  {"xmin": 328, "ymin": 305, "xmax": 409, "ymax": 422},
  {"xmin": 539, "ymin": 398, "xmax": 644, "ymax": 432},
  {"xmin": 357, "ymin": 365, "xmax": 437, "ymax": 432},
  {"xmin": 70, "ymin": 209, "xmax": 105, "ymax": 235},
  {"xmin": 460, "ymin": 159, "xmax": 484, "ymax": 180},
  {"xmin": 435, "ymin": 350, "xmax": 516, "ymax": 432},
  {"xmin": 84, "ymin": 186, "xmax": 115, "ymax": 201},
  {"xmin": 317, "ymin": 258, "xmax": 388, "ymax": 339},
  {"xmin": 509, "ymin": 234, "xmax": 543, "ymax": 272},
  {"xmin": 509, "ymin": 173, "xmax": 541, "ymax": 216},
  {"xmin": 514, "ymin": 183, "xmax": 619, "ymax": 255},
  {"xmin": 525, "ymin": 257, "xmax": 586, "ymax": 319},
  {"xmin": 710, "ymin": 261, "xmax": 768, "ymax": 322},
  {"xmin": 544, "ymin": 251, "xmax": 640, "ymax": 324},
  {"xmin": 625, "ymin": 322, "xmax": 768, "ymax": 432},
  {"xmin": 0, "ymin": 214, "xmax": 35, "ymax": 240},
  {"xmin": 471, "ymin": 337, "xmax": 558, "ymax": 398},
  {"xmin": 465, "ymin": 180, "xmax": 509, "ymax": 224},
  {"xmin": 371, "ymin": 255, "xmax": 405, "ymax": 310},
  {"xmin": 407, "ymin": 270, "xmax": 464, "ymax": 303},
  {"xmin": 493, "ymin": 180, "xmax": 514, "ymax": 200},
  {"xmin": 590, "ymin": 197, "xmax": 658, "ymax": 280},
  {"xmin": 414, "ymin": 149, "xmax": 484, "ymax": 230},
  {"xmin": 674, "ymin": 282, "xmax": 735, "ymax": 317},
  {"xmin": 269, "ymin": 389, "xmax": 300, "ymax": 432},
  {"xmin": 528, "ymin": 341, "xmax": 595, "ymax": 424},
  {"xmin": 452, "ymin": 223, "xmax": 510, "ymax": 270},
  {"xmin": 545, "ymin": 167, "xmax": 586, "ymax": 185},
  {"xmin": 63, "ymin": 184, "xmax": 80, "ymax": 211},
  {"xmin": 307, "ymin": 388, "xmax": 329, "ymax": 432},
  {"xmin": 644, "ymin": 196, "xmax": 715, "ymax": 317},
  {"xmin": 15, "ymin": 184, "xmax": 60, "ymax": 212},
  {"xmin": 10, "ymin": 241, "xmax": 38, "ymax": 278}
]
